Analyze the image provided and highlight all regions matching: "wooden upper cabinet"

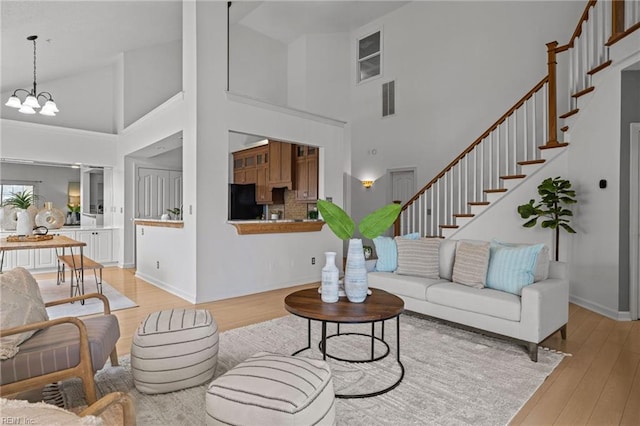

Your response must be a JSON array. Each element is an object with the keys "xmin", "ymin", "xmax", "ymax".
[
  {"xmin": 232, "ymin": 147, "xmax": 259, "ymax": 185},
  {"xmin": 254, "ymin": 146, "xmax": 272, "ymax": 204},
  {"xmin": 296, "ymin": 145, "xmax": 319, "ymax": 202},
  {"xmin": 268, "ymin": 140, "xmax": 296, "ymax": 190}
]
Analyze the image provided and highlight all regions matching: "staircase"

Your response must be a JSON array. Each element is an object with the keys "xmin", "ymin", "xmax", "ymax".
[{"xmin": 395, "ymin": 0, "xmax": 640, "ymax": 238}]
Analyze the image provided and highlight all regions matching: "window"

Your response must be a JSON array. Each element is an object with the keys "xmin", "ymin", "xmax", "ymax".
[
  {"xmin": 358, "ymin": 31, "xmax": 381, "ymax": 83},
  {"xmin": 0, "ymin": 183, "xmax": 36, "ymax": 205}
]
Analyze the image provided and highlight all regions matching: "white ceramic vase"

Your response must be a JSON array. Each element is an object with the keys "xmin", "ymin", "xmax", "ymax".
[
  {"xmin": 344, "ymin": 238, "xmax": 368, "ymax": 303},
  {"xmin": 16, "ymin": 209, "xmax": 33, "ymax": 236},
  {"xmin": 321, "ymin": 252, "xmax": 340, "ymax": 303}
]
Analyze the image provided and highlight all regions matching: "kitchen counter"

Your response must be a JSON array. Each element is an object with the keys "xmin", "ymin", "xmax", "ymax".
[
  {"xmin": 134, "ymin": 219, "xmax": 184, "ymax": 228},
  {"xmin": 228, "ymin": 219, "xmax": 325, "ymax": 235}
]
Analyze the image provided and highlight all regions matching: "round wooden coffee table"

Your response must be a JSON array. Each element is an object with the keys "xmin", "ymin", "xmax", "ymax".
[{"xmin": 284, "ymin": 287, "xmax": 405, "ymax": 398}]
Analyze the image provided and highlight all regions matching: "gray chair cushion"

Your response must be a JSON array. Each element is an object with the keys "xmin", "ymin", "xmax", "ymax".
[{"xmin": 0, "ymin": 315, "xmax": 120, "ymax": 385}]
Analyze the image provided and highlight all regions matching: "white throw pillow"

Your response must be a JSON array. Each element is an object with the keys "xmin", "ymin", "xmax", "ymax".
[{"xmin": 0, "ymin": 267, "xmax": 49, "ymax": 360}]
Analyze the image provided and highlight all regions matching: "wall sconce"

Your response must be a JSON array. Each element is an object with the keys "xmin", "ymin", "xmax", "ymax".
[{"xmin": 361, "ymin": 180, "xmax": 374, "ymax": 189}]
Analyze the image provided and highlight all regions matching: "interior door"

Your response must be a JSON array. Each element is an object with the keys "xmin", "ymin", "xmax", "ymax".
[
  {"xmin": 390, "ymin": 169, "xmax": 415, "ymax": 205},
  {"xmin": 137, "ymin": 168, "xmax": 169, "ymax": 219}
]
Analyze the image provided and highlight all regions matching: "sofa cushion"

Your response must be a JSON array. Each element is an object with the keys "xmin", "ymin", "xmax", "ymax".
[
  {"xmin": 491, "ymin": 240, "xmax": 550, "ymax": 281},
  {"xmin": 0, "ymin": 267, "xmax": 49, "ymax": 360},
  {"xmin": 395, "ymin": 238, "xmax": 440, "ymax": 279},
  {"xmin": 373, "ymin": 232, "xmax": 420, "ymax": 272},
  {"xmin": 368, "ymin": 271, "xmax": 446, "ymax": 301},
  {"xmin": 426, "ymin": 282, "xmax": 522, "ymax": 322},
  {"xmin": 451, "ymin": 241, "xmax": 490, "ymax": 288},
  {"xmin": 486, "ymin": 243, "xmax": 545, "ymax": 295},
  {"xmin": 439, "ymin": 239, "xmax": 457, "ymax": 281}
]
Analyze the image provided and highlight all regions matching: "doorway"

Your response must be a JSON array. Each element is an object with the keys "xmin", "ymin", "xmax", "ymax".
[
  {"xmin": 630, "ymin": 123, "xmax": 640, "ymax": 320},
  {"xmin": 388, "ymin": 168, "xmax": 416, "ymax": 205}
]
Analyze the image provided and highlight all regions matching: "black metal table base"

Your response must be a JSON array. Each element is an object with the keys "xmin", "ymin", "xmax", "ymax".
[{"xmin": 292, "ymin": 316, "xmax": 404, "ymax": 399}]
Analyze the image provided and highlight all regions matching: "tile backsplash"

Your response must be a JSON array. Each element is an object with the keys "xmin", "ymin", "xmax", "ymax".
[{"xmin": 269, "ymin": 190, "xmax": 316, "ymax": 220}]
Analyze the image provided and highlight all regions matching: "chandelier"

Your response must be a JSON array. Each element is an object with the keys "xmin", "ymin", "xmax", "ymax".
[{"xmin": 5, "ymin": 35, "xmax": 59, "ymax": 116}]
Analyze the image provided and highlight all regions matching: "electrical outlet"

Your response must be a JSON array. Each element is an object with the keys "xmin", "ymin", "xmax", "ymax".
[{"xmin": 311, "ymin": 257, "xmax": 316, "ymax": 265}]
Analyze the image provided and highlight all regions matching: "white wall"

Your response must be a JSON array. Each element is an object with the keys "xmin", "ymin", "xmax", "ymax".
[
  {"xmin": 1, "ymin": 65, "xmax": 116, "ymax": 134},
  {"xmin": 347, "ymin": 1, "xmax": 584, "ymax": 226},
  {"xmin": 124, "ymin": 40, "xmax": 182, "ymax": 128},
  {"xmin": 0, "ymin": 119, "xmax": 117, "ymax": 166},
  {"xmin": 230, "ymin": 23, "xmax": 288, "ymax": 105},
  {"xmin": 287, "ymin": 33, "xmax": 350, "ymax": 120}
]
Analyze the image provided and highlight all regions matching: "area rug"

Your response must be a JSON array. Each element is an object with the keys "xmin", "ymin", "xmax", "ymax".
[
  {"xmin": 37, "ymin": 278, "xmax": 138, "ymax": 319},
  {"xmin": 57, "ymin": 314, "xmax": 564, "ymax": 425}
]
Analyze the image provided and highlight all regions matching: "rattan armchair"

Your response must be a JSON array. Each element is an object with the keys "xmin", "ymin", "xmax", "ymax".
[{"xmin": 0, "ymin": 292, "xmax": 120, "ymax": 405}]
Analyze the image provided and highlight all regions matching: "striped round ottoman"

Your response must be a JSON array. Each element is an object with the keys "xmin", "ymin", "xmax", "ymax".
[
  {"xmin": 131, "ymin": 308, "xmax": 219, "ymax": 394},
  {"xmin": 206, "ymin": 352, "xmax": 335, "ymax": 425}
]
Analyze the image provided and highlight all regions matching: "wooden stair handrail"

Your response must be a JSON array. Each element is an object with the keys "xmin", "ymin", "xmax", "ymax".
[
  {"xmin": 556, "ymin": 0, "xmax": 598, "ymax": 52},
  {"xmin": 399, "ymin": 75, "xmax": 549, "ymax": 212}
]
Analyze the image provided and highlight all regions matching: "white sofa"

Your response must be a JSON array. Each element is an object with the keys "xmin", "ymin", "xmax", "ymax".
[{"xmin": 368, "ymin": 239, "xmax": 568, "ymax": 361}]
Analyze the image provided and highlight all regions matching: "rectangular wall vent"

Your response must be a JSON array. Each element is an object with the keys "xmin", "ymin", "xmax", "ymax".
[{"xmin": 382, "ymin": 80, "xmax": 395, "ymax": 117}]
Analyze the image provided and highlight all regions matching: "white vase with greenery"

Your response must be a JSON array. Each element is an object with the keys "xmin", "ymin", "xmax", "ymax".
[{"xmin": 317, "ymin": 200, "xmax": 401, "ymax": 303}]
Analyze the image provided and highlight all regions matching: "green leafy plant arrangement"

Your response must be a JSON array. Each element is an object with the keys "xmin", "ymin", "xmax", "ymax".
[
  {"xmin": 317, "ymin": 199, "xmax": 402, "ymax": 240},
  {"xmin": 167, "ymin": 207, "xmax": 182, "ymax": 219},
  {"xmin": 517, "ymin": 176, "xmax": 577, "ymax": 261},
  {"xmin": 67, "ymin": 204, "xmax": 80, "ymax": 213},
  {"xmin": 3, "ymin": 190, "xmax": 36, "ymax": 209}
]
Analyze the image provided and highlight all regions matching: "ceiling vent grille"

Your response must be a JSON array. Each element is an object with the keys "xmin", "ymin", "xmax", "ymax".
[{"xmin": 382, "ymin": 80, "xmax": 395, "ymax": 117}]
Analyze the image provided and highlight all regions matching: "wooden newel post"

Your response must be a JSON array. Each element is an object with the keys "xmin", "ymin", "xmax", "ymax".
[
  {"xmin": 546, "ymin": 41, "xmax": 560, "ymax": 147},
  {"xmin": 610, "ymin": 0, "xmax": 626, "ymax": 43},
  {"xmin": 393, "ymin": 200, "xmax": 401, "ymax": 236}
]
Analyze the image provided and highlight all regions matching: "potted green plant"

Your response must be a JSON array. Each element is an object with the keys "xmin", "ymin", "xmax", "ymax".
[
  {"xmin": 167, "ymin": 207, "xmax": 182, "ymax": 220},
  {"xmin": 3, "ymin": 191, "xmax": 37, "ymax": 235},
  {"xmin": 317, "ymin": 199, "xmax": 401, "ymax": 302},
  {"xmin": 67, "ymin": 204, "xmax": 81, "ymax": 224},
  {"xmin": 517, "ymin": 176, "xmax": 577, "ymax": 261},
  {"xmin": 3, "ymin": 190, "xmax": 36, "ymax": 209}
]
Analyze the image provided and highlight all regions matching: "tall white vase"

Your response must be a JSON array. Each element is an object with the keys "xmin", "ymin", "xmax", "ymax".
[
  {"xmin": 16, "ymin": 209, "xmax": 33, "ymax": 236},
  {"xmin": 321, "ymin": 252, "xmax": 340, "ymax": 303},
  {"xmin": 344, "ymin": 238, "xmax": 368, "ymax": 303}
]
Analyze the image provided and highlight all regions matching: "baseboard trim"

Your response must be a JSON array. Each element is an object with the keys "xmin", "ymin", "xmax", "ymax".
[
  {"xmin": 569, "ymin": 295, "xmax": 631, "ymax": 321},
  {"xmin": 135, "ymin": 271, "xmax": 196, "ymax": 304}
]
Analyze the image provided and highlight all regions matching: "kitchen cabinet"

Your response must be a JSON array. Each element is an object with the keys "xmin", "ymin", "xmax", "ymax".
[
  {"xmin": 232, "ymin": 149, "xmax": 257, "ymax": 185},
  {"xmin": 296, "ymin": 145, "xmax": 319, "ymax": 202},
  {"xmin": 254, "ymin": 146, "xmax": 271, "ymax": 204},
  {"xmin": 268, "ymin": 140, "xmax": 296, "ymax": 190},
  {"xmin": 0, "ymin": 228, "xmax": 114, "ymax": 271},
  {"xmin": 74, "ymin": 229, "xmax": 113, "ymax": 264}
]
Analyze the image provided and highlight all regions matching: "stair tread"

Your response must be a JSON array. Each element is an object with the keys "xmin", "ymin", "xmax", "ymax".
[
  {"xmin": 439, "ymin": 224, "xmax": 459, "ymax": 229},
  {"xmin": 484, "ymin": 188, "xmax": 508, "ymax": 193},
  {"xmin": 588, "ymin": 60, "xmax": 612, "ymax": 75},
  {"xmin": 500, "ymin": 174, "xmax": 526, "ymax": 180},
  {"xmin": 559, "ymin": 108, "xmax": 579, "ymax": 119},
  {"xmin": 468, "ymin": 201, "xmax": 490, "ymax": 206},
  {"xmin": 561, "ymin": 125, "xmax": 569, "ymax": 132},
  {"xmin": 572, "ymin": 86, "xmax": 595, "ymax": 98},
  {"xmin": 453, "ymin": 213, "xmax": 475, "ymax": 218},
  {"xmin": 538, "ymin": 142, "xmax": 570, "ymax": 150},
  {"xmin": 518, "ymin": 159, "xmax": 546, "ymax": 165}
]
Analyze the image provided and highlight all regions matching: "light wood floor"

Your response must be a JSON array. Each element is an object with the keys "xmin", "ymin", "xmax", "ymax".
[{"xmin": 34, "ymin": 267, "xmax": 640, "ymax": 425}]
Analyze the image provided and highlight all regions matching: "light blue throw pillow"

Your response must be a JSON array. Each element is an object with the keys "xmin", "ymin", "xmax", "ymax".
[
  {"xmin": 373, "ymin": 233, "xmax": 421, "ymax": 272},
  {"xmin": 486, "ymin": 243, "xmax": 544, "ymax": 295}
]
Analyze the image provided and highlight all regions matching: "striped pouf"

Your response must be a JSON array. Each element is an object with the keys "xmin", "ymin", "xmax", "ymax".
[
  {"xmin": 131, "ymin": 308, "xmax": 219, "ymax": 394},
  {"xmin": 206, "ymin": 352, "xmax": 335, "ymax": 425}
]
